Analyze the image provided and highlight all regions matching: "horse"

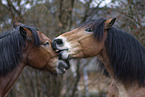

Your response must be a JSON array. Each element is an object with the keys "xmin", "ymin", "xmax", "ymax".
[
  {"xmin": 0, "ymin": 22, "xmax": 69, "ymax": 97},
  {"xmin": 52, "ymin": 18, "xmax": 145, "ymax": 97}
]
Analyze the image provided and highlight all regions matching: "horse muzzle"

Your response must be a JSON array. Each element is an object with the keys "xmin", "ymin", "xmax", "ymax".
[
  {"xmin": 52, "ymin": 38, "xmax": 70, "ymax": 60},
  {"xmin": 56, "ymin": 60, "xmax": 70, "ymax": 74}
]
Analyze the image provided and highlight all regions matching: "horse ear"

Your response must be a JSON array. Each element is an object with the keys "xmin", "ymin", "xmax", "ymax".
[
  {"xmin": 19, "ymin": 26, "xmax": 32, "ymax": 41},
  {"xmin": 19, "ymin": 26, "xmax": 27, "ymax": 37},
  {"xmin": 104, "ymin": 18, "xmax": 116, "ymax": 29}
]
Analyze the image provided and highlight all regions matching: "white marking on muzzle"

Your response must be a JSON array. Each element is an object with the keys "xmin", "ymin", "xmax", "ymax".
[
  {"xmin": 56, "ymin": 60, "xmax": 63, "ymax": 74},
  {"xmin": 55, "ymin": 36, "xmax": 71, "ymax": 50},
  {"xmin": 61, "ymin": 50, "xmax": 69, "ymax": 60},
  {"xmin": 56, "ymin": 68, "xmax": 64, "ymax": 74},
  {"xmin": 56, "ymin": 60, "xmax": 68, "ymax": 74}
]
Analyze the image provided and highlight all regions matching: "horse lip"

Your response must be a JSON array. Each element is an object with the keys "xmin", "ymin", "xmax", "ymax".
[
  {"xmin": 55, "ymin": 48, "xmax": 68, "ymax": 53},
  {"xmin": 58, "ymin": 65, "xmax": 66, "ymax": 73},
  {"xmin": 55, "ymin": 49, "xmax": 60, "ymax": 53},
  {"xmin": 52, "ymin": 40, "xmax": 69, "ymax": 53},
  {"xmin": 57, "ymin": 59, "xmax": 70, "ymax": 73}
]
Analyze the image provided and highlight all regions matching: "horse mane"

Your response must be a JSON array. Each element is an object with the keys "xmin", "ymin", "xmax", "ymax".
[
  {"xmin": 106, "ymin": 27, "xmax": 145, "ymax": 86},
  {"xmin": 84, "ymin": 18, "xmax": 145, "ymax": 86},
  {"xmin": 0, "ymin": 24, "xmax": 41, "ymax": 76}
]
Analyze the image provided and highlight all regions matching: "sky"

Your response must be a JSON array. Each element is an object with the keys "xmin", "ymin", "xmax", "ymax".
[
  {"xmin": 80, "ymin": 0, "xmax": 112, "ymax": 7},
  {"xmin": 99, "ymin": 0, "xmax": 111, "ymax": 7},
  {"xmin": 2, "ymin": 0, "xmax": 112, "ymax": 9},
  {"xmin": 0, "ymin": 0, "xmax": 112, "ymax": 27}
]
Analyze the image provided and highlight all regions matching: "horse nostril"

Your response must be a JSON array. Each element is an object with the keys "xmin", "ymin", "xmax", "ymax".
[{"xmin": 56, "ymin": 39, "xmax": 63, "ymax": 45}]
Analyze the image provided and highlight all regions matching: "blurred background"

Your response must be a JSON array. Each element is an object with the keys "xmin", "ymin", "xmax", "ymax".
[{"xmin": 0, "ymin": 0, "xmax": 145, "ymax": 97}]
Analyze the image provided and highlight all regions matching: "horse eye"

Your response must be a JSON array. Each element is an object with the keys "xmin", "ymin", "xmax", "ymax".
[
  {"xmin": 85, "ymin": 28, "xmax": 92, "ymax": 32},
  {"xmin": 43, "ymin": 42, "xmax": 49, "ymax": 46}
]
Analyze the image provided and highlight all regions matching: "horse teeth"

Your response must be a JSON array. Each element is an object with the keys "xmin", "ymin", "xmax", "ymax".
[{"xmin": 55, "ymin": 49, "xmax": 59, "ymax": 53}]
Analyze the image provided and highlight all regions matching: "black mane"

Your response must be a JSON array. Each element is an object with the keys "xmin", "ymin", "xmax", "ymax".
[
  {"xmin": 0, "ymin": 24, "xmax": 40, "ymax": 76},
  {"xmin": 79, "ymin": 18, "xmax": 106, "ymax": 40},
  {"xmin": 106, "ymin": 27, "xmax": 145, "ymax": 86},
  {"xmin": 84, "ymin": 18, "xmax": 145, "ymax": 86}
]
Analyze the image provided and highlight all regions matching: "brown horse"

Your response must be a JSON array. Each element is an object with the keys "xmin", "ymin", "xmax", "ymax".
[
  {"xmin": 52, "ymin": 18, "xmax": 145, "ymax": 97},
  {"xmin": 0, "ymin": 22, "xmax": 69, "ymax": 97}
]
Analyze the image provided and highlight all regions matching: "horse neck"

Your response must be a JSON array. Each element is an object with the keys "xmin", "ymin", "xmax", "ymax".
[
  {"xmin": 98, "ymin": 48, "xmax": 145, "ymax": 97},
  {"xmin": 0, "ymin": 62, "xmax": 25, "ymax": 97},
  {"xmin": 97, "ymin": 47, "xmax": 114, "ymax": 77},
  {"xmin": 97, "ymin": 49, "xmax": 128, "ymax": 97}
]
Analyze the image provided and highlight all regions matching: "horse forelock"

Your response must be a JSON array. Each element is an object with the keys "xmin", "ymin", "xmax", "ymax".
[
  {"xmin": 24, "ymin": 26, "xmax": 41, "ymax": 46},
  {"xmin": 105, "ymin": 27, "xmax": 145, "ymax": 86},
  {"xmin": 0, "ymin": 25, "xmax": 41, "ymax": 76},
  {"xmin": 79, "ymin": 18, "xmax": 107, "ymax": 41}
]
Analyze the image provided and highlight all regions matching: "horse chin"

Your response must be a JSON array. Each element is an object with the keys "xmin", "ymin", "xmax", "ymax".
[
  {"xmin": 43, "ymin": 56, "xmax": 69, "ymax": 75},
  {"xmin": 57, "ymin": 60, "xmax": 70, "ymax": 73},
  {"xmin": 49, "ymin": 59, "xmax": 70, "ymax": 74},
  {"xmin": 45, "ymin": 58, "xmax": 59, "ymax": 74},
  {"xmin": 58, "ymin": 50, "xmax": 70, "ymax": 60}
]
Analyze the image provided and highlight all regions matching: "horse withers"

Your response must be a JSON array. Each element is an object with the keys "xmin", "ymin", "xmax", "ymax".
[
  {"xmin": 52, "ymin": 18, "xmax": 145, "ymax": 97},
  {"xmin": 0, "ymin": 22, "xmax": 69, "ymax": 97}
]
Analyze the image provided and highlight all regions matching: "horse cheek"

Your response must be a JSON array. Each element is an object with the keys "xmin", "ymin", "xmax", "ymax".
[{"xmin": 79, "ymin": 36, "xmax": 103, "ymax": 57}]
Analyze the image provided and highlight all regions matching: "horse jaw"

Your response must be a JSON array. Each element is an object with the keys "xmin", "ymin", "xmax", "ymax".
[{"xmin": 53, "ymin": 35, "xmax": 85, "ymax": 60}]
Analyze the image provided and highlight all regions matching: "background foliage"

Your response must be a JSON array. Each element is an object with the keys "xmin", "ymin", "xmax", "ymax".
[{"xmin": 0, "ymin": 0, "xmax": 144, "ymax": 97}]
